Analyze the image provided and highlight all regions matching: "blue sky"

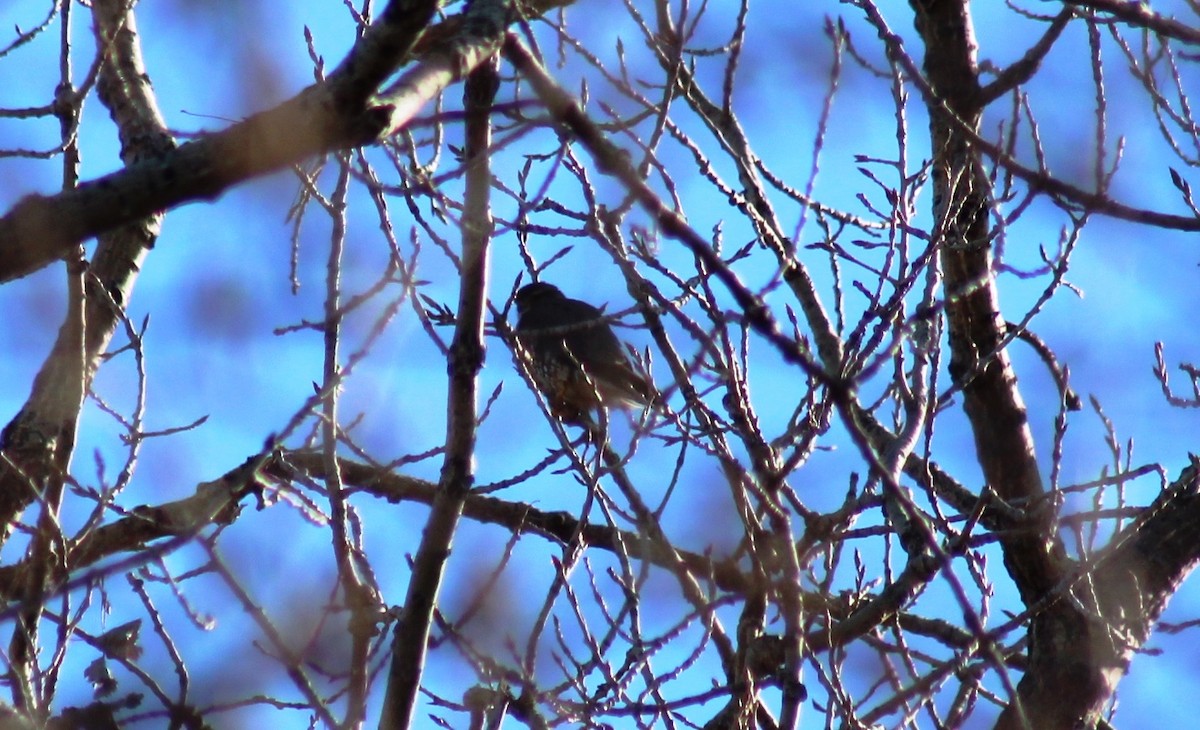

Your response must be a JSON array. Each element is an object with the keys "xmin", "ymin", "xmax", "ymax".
[{"xmin": 1, "ymin": 1, "xmax": 1199, "ymax": 727}]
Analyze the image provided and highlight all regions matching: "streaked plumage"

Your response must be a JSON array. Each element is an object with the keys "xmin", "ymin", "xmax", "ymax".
[{"xmin": 514, "ymin": 282, "xmax": 655, "ymax": 424}]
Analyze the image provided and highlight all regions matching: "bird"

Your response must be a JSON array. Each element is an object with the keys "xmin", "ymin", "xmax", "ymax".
[{"xmin": 513, "ymin": 281, "xmax": 656, "ymax": 426}]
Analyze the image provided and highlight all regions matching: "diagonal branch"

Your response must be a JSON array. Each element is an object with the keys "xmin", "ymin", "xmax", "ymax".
[
  {"xmin": 995, "ymin": 459, "xmax": 1200, "ymax": 729},
  {"xmin": 0, "ymin": 0, "xmax": 580, "ymax": 284},
  {"xmin": 1064, "ymin": 0, "xmax": 1200, "ymax": 45},
  {"xmin": 502, "ymin": 34, "xmax": 834, "ymax": 390},
  {"xmin": 978, "ymin": 8, "xmax": 1072, "ymax": 105},
  {"xmin": 864, "ymin": 1, "xmax": 1200, "ymax": 231},
  {"xmin": 0, "ymin": 0, "xmax": 439, "ymax": 284},
  {"xmin": 0, "ymin": 452, "xmax": 279, "ymax": 612},
  {"xmin": 0, "ymin": 0, "xmax": 176, "ymax": 542}
]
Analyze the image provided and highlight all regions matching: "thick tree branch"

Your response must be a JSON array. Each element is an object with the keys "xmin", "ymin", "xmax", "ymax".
[
  {"xmin": 378, "ymin": 39, "xmax": 502, "ymax": 729},
  {"xmin": 1065, "ymin": 0, "xmax": 1200, "ymax": 44},
  {"xmin": 0, "ymin": 0, "xmax": 177, "ymax": 540},
  {"xmin": 295, "ymin": 453, "xmax": 995, "ymax": 657},
  {"xmin": 906, "ymin": 0, "xmax": 1067, "ymax": 605},
  {"xmin": 0, "ymin": 452, "xmax": 278, "ymax": 610},
  {"xmin": 0, "ymin": 0, "xmax": 446, "ymax": 284},
  {"xmin": 998, "ymin": 459, "xmax": 1200, "ymax": 729},
  {"xmin": 864, "ymin": 1, "xmax": 1200, "ymax": 231},
  {"xmin": 0, "ymin": 0, "xmax": 583, "ymax": 285}
]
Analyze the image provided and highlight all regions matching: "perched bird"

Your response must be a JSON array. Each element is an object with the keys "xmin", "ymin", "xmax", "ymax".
[{"xmin": 514, "ymin": 282, "xmax": 656, "ymax": 425}]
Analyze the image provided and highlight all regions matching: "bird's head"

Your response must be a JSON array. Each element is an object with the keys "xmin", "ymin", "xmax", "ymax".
[{"xmin": 515, "ymin": 281, "xmax": 566, "ymax": 317}]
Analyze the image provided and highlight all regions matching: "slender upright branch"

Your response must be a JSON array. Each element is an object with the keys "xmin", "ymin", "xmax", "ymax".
[{"xmin": 378, "ymin": 42, "xmax": 502, "ymax": 730}]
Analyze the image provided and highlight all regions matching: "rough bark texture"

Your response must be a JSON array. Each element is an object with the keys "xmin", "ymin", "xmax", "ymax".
[
  {"xmin": 2, "ymin": 1, "xmax": 1198, "ymax": 727},
  {"xmin": 912, "ymin": 2, "xmax": 1200, "ymax": 727}
]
